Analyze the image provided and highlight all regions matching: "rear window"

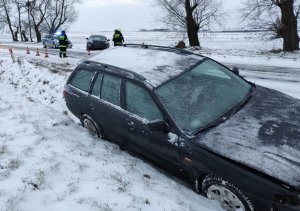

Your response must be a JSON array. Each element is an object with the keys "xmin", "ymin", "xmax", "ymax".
[
  {"xmin": 101, "ymin": 74, "xmax": 121, "ymax": 106},
  {"xmin": 91, "ymin": 73, "xmax": 103, "ymax": 97},
  {"xmin": 69, "ymin": 69, "xmax": 95, "ymax": 92}
]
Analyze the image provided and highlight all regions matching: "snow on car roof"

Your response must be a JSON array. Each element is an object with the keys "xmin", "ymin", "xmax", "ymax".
[{"xmin": 87, "ymin": 46, "xmax": 204, "ymax": 87}]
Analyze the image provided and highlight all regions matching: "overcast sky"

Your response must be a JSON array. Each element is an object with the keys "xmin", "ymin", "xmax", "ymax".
[{"xmin": 71, "ymin": 0, "xmax": 243, "ymax": 32}]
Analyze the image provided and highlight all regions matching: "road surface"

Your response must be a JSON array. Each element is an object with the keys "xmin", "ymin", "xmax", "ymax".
[{"xmin": 1, "ymin": 44, "xmax": 299, "ymax": 99}]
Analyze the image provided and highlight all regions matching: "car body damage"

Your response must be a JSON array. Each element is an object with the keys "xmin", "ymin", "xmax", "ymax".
[{"xmin": 198, "ymin": 86, "xmax": 300, "ymax": 187}]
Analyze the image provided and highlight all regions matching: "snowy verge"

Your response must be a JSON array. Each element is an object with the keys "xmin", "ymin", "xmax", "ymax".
[{"xmin": 0, "ymin": 53, "xmax": 220, "ymax": 211}]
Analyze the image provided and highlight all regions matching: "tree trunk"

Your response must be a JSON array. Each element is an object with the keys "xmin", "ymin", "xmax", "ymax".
[
  {"xmin": 3, "ymin": 4, "xmax": 16, "ymax": 41},
  {"xmin": 280, "ymin": 0, "xmax": 299, "ymax": 51},
  {"xmin": 34, "ymin": 25, "xmax": 42, "ymax": 42},
  {"xmin": 185, "ymin": 0, "xmax": 200, "ymax": 46},
  {"xmin": 17, "ymin": 3, "xmax": 23, "ymax": 41},
  {"xmin": 14, "ymin": 27, "xmax": 19, "ymax": 41}
]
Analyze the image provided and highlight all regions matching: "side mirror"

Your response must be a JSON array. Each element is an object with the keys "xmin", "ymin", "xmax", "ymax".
[
  {"xmin": 107, "ymin": 39, "xmax": 110, "ymax": 41},
  {"xmin": 148, "ymin": 120, "xmax": 168, "ymax": 132},
  {"xmin": 231, "ymin": 67, "xmax": 239, "ymax": 75},
  {"xmin": 86, "ymin": 38, "xmax": 89, "ymax": 40}
]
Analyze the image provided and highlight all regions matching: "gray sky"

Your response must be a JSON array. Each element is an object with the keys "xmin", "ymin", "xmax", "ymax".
[{"xmin": 71, "ymin": 0, "xmax": 243, "ymax": 32}]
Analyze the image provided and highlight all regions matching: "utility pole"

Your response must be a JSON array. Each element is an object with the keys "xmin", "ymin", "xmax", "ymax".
[{"xmin": 26, "ymin": 0, "xmax": 33, "ymax": 42}]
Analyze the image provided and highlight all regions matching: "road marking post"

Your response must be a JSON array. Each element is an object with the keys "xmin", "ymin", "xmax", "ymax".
[
  {"xmin": 45, "ymin": 49, "xmax": 49, "ymax": 58},
  {"xmin": 36, "ymin": 48, "xmax": 40, "ymax": 56}
]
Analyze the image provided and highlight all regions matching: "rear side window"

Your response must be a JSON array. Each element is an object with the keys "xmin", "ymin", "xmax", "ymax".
[
  {"xmin": 69, "ymin": 69, "xmax": 95, "ymax": 92},
  {"xmin": 101, "ymin": 74, "xmax": 121, "ymax": 106},
  {"xmin": 91, "ymin": 73, "xmax": 103, "ymax": 97},
  {"xmin": 125, "ymin": 82, "xmax": 163, "ymax": 121}
]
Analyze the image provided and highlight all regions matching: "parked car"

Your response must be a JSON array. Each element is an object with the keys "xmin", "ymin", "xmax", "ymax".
[
  {"xmin": 86, "ymin": 35, "xmax": 110, "ymax": 50},
  {"xmin": 64, "ymin": 44, "xmax": 300, "ymax": 211},
  {"xmin": 42, "ymin": 34, "xmax": 73, "ymax": 49}
]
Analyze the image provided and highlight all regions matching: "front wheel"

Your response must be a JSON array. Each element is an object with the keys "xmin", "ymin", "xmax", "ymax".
[{"xmin": 201, "ymin": 175, "xmax": 254, "ymax": 211}]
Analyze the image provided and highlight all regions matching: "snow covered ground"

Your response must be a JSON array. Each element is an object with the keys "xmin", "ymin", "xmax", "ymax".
[
  {"xmin": 0, "ymin": 54, "xmax": 221, "ymax": 211},
  {"xmin": 0, "ymin": 31, "xmax": 299, "ymax": 210}
]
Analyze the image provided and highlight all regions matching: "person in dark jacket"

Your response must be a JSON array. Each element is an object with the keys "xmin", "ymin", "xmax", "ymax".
[
  {"xmin": 112, "ymin": 29, "xmax": 124, "ymax": 46},
  {"xmin": 58, "ymin": 31, "xmax": 69, "ymax": 58}
]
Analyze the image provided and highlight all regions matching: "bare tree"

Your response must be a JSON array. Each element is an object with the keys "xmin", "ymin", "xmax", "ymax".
[
  {"xmin": 29, "ymin": 0, "xmax": 51, "ymax": 42},
  {"xmin": 12, "ymin": 0, "xmax": 27, "ymax": 41},
  {"xmin": 242, "ymin": 0, "xmax": 299, "ymax": 52},
  {"xmin": 0, "ymin": 0, "xmax": 80, "ymax": 42},
  {"xmin": 154, "ymin": 0, "xmax": 223, "ymax": 47},
  {"xmin": 0, "ymin": 0, "xmax": 17, "ymax": 41},
  {"xmin": 42, "ymin": 0, "xmax": 80, "ymax": 34}
]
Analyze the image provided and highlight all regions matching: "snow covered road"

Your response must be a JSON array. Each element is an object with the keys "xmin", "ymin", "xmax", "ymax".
[{"xmin": 1, "ymin": 42, "xmax": 299, "ymax": 99}]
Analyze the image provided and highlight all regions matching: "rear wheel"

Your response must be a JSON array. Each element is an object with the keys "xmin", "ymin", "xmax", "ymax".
[
  {"xmin": 43, "ymin": 42, "xmax": 46, "ymax": 48},
  {"xmin": 201, "ymin": 175, "xmax": 254, "ymax": 211},
  {"xmin": 81, "ymin": 115, "xmax": 102, "ymax": 138}
]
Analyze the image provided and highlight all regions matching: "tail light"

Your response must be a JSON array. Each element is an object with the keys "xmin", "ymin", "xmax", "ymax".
[{"xmin": 63, "ymin": 89, "xmax": 67, "ymax": 98}]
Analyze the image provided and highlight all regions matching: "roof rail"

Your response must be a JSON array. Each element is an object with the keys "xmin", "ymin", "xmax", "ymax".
[
  {"xmin": 82, "ymin": 60, "xmax": 147, "ymax": 81},
  {"xmin": 122, "ymin": 43, "xmax": 204, "ymax": 57}
]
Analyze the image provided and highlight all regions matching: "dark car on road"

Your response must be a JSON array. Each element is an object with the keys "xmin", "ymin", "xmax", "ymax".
[
  {"xmin": 64, "ymin": 45, "xmax": 300, "ymax": 211},
  {"xmin": 42, "ymin": 34, "xmax": 73, "ymax": 49},
  {"xmin": 86, "ymin": 35, "xmax": 110, "ymax": 51}
]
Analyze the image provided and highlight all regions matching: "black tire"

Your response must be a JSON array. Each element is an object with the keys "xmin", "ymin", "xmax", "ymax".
[
  {"xmin": 43, "ymin": 42, "xmax": 46, "ymax": 48},
  {"xmin": 81, "ymin": 115, "xmax": 102, "ymax": 138},
  {"xmin": 201, "ymin": 175, "xmax": 254, "ymax": 211}
]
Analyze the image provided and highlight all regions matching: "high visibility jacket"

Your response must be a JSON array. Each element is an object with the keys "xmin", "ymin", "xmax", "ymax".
[
  {"xmin": 113, "ymin": 32, "xmax": 124, "ymax": 46},
  {"xmin": 59, "ymin": 35, "xmax": 68, "ymax": 48}
]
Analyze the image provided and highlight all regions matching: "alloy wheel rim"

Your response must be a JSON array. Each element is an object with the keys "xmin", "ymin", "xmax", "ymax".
[
  {"xmin": 207, "ymin": 185, "xmax": 245, "ymax": 211},
  {"xmin": 83, "ymin": 119, "xmax": 98, "ymax": 137}
]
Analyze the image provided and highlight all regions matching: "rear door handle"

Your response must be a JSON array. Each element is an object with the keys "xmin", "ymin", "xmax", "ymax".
[{"xmin": 90, "ymin": 103, "xmax": 95, "ymax": 111}]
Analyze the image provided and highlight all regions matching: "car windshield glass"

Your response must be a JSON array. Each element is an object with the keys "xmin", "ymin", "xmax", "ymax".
[
  {"xmin": 90, "ymin": 35, "xmax": 107, "ymax": 41},
  {"xmin": 156, "ymin": 59, "xmax": 251, "ymax": 133}
]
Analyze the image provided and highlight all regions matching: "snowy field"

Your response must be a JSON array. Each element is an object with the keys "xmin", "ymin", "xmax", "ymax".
[{"xmin": 0, "ymin": 32, "xmax": 299, "ymax": 210}]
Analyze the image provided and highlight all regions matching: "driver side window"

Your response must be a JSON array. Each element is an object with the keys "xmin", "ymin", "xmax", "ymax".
[{"xmin": 125, "ymin": 82, "xmax": 163, "ymax": 122}]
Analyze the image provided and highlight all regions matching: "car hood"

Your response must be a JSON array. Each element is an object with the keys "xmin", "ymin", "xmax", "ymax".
[{"xmin": 196, "ymin": 86, "xmax": 300, "ymax": 188}]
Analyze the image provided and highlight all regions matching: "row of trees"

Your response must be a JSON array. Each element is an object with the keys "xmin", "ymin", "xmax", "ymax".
[
  {"xmin": 155, "ymin": 0, "xmax": 300, "ymax": 51},
  {"xmin": 0, "ymin": 0, "xmax": 80, "ymax": 42}
]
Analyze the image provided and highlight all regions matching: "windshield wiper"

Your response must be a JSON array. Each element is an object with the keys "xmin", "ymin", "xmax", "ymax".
[
  {"xmin": 193, "ymin": 84, "xmax": 256, "ymax": 135},
  {"xmin": 193, "ymin": 116, "xmax": 229, "ymax": 134},
  {"xmin": 231, "ymin": 83, "xmax": 256, "ymax": 114}
]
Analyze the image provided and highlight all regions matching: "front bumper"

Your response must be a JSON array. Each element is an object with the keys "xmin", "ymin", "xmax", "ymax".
[
  {"xmin": 273, "ymin": 194, "xmax": 300, "ymax": 211},
  {"xmin": 274, "ymin": 204, "xmax": 300, "ymax": 211},
  {"xmin": 87, "ymin": 42, "xmax": 109, "ymax": 50}
]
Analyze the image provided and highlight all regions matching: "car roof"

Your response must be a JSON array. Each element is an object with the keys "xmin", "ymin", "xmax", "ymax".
[{"xmin": 86, "ymin": 45, "xmax": 204, "ymax": 87}]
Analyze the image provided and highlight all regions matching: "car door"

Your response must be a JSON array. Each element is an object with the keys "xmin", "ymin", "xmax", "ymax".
[
  {"xmin": 122, "ymin": 81, "xmax": 182, "ymax": 173},
  {"xmin": 43, "ymin": 35, "xmax": 49, "ymax": 47},
  {"xmin": 87, "ymin": 72, "xmax": 127, "ymax": 145},
  {"xmin": 65, "ymin": 68, "xmax": 96, "ymax": 118},
  {"xmin": 46, "ymin": 35, "xmax": 53, "ymax": 47}
]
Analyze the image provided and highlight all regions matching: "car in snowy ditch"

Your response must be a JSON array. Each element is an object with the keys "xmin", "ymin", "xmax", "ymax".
[{"xmin": 63, "ymin": 44, "xmax": 300, "ymax": 211}]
